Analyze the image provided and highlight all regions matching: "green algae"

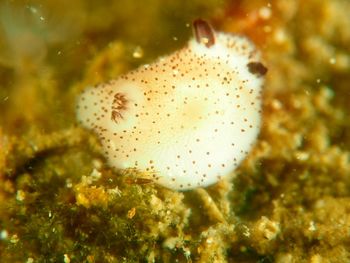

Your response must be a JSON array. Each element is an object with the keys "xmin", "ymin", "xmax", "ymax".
[{"xmin": 1, "ymin": 0, "xmax": 350, "ymax": 262}]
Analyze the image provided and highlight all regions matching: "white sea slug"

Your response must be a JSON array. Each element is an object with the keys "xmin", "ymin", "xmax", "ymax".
[{"xmin": 76, "ymin": 19, "xmax": 267, "ymax": 190}]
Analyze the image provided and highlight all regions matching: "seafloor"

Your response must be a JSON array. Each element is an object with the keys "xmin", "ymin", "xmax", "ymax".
[{"xmin": 0, "ymin": 0, "xmax": 350, "ymax": 262}]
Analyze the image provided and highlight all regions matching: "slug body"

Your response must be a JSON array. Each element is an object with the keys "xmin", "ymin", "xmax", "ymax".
[{"xmin": 76, "ymin": 19, "xmax": 266, "ymax": 190}]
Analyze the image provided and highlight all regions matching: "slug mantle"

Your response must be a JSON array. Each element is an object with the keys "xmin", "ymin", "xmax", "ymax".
[{"xmin": 76, "ymin": 19, "xmax": 267, "ymax": 190}]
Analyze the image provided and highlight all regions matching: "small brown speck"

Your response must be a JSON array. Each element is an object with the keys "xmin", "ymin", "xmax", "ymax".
[{"xmin": 247, "ymin": 62, "xmax": 268, "ymax": 76}]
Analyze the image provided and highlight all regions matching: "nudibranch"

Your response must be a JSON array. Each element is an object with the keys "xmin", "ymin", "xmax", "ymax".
[{"xmin": 76, "ymin": 19, "xmax": 267, "ymax": 190}]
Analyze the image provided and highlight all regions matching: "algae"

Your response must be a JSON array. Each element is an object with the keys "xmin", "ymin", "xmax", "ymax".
[{"xmin": 1, "ymin": 0, "xmax": 350, "ymax": 262}]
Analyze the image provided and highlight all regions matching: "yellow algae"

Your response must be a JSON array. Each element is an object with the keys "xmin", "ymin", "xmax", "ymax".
[
  {"xmin": 0, "ymin": 0, "xmax": 350, "ymax": 262},
  {"xmin": 75, "ymin": 183, "xmax": 109, "ymax": 209}
]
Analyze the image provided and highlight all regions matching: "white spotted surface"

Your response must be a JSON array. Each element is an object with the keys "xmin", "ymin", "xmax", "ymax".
[{"xmin": 76, "ymin": 32, "xmax": 265, "ymax": 190}]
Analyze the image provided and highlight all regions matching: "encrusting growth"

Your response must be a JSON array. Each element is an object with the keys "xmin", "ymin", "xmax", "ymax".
[{"xmin": 76, "ymin": 19, "xmax": 267, "ymax": 190}]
